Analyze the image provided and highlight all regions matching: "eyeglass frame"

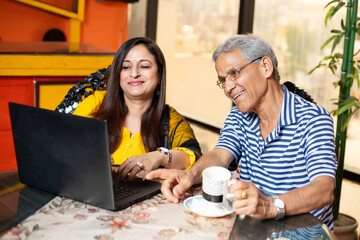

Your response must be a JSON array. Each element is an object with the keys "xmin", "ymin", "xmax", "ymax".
[{"xmin": 216, "ymin": 56, "xmax": 263, "ymax": 89}]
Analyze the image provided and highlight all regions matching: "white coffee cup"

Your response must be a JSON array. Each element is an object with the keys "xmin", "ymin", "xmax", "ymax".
[{"xmin": 202, "ymin": 166, "xmax": 236, "ymax": 204}]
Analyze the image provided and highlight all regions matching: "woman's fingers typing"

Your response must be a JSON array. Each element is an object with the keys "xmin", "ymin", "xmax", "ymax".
[{"xmin": 114, "ymin": 151, "xmax": 164, "ymax": 181}]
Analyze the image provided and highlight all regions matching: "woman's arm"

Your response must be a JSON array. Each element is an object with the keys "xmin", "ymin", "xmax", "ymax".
[
  {"xmin": 72, "ymin": 91, "xmax": 106, "ymax": 117},
  {"xmin": 167, "ymin": 107, "xmax": 202, "ymax": 169},
  {"xmin": 116, "ymin": 106, "xmax": 202, "ymax": 181}
]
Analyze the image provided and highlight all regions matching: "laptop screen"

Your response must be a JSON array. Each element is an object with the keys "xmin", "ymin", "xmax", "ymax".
[
  {"xmin": 9, "ymin": 102, "xmax": 116, "ymax": 209},
  {"xmin": 9, "ymin": 102, "xmax": 161, "ymax": 211}
]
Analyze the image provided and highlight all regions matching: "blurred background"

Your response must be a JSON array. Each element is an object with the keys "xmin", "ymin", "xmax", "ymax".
[{"xmin": 0, "ymin": 0, "xmax": 359, "ymax": 226}]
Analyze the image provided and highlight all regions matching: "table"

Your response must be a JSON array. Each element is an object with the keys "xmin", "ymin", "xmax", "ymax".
[
  {"xmin": 0, "ymin": 171, "xmax": 336, "ymax": 240},
  {"xmin": 230, "ymin": 213, "xmax": 336, "ymax": 240}
]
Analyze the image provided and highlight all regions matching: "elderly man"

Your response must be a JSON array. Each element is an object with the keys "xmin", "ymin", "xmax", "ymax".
[{"xmin": 146, "ymin": 34, "xmax": 337, "ymax": 230}]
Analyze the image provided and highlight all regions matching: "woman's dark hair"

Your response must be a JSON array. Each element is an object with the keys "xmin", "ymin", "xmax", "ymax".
[{"xmin": 91, "ymin": 37, "xmax": 167, "ymax": 153}]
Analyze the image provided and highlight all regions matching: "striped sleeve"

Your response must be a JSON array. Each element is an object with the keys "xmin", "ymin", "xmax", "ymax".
[
  {"xmin": 303, "ymin": 111, "xmax": 337, "ymax": 181},
  {"xmin": 215, "ymin": 108, "xmax": 242, "ymax": 160}
]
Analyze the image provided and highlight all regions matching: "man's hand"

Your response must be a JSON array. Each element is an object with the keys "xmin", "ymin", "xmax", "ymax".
[
  {"xmin": 229, "ymin": 176, "xmax": 335, "ymax": 220},
  {"xmin": 146, "ymin": 169, "xmax": 195, "ymax": 203},
  {"xmin": 230, "ymin": 180, "xmax": 274, "ymax": 220}
]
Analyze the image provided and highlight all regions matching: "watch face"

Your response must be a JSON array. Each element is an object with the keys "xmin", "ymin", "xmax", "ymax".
[
  {"xmin": 159, "ymin": 147, "xmax": 169, "ymax": 153},
  {"xmin": 274, "ymin": 198, "xmax": 285, "ymax": 208}
]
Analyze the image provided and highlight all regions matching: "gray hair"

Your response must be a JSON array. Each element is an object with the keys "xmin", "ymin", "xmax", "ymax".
[{"xmin": 212, "ymin": 34, "xmax": 280, "ymax": 81}]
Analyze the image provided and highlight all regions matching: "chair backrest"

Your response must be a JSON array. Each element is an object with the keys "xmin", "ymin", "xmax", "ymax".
[
  {"xmin": 283, "ymin": 81, "xmax": 316, "ymax": 104},
  {"xmin": 56, "ymin": 66, "xmax": 110, "ymax": 114}
]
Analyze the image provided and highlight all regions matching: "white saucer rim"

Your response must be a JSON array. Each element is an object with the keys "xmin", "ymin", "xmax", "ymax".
[{"xmin": 183, "ymin": 195, "xmax": 235, "ymax": 217}]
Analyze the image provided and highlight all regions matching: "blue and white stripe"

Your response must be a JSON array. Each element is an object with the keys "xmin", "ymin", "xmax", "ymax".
[{"xmin": 215, "ymin": 85, "xmax": 337, "ymax": 230}]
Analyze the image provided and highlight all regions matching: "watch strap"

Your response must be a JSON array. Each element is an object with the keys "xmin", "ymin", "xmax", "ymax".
[
  {"xmin": 157, "ymin": 147, "xmax": 172, "ymax": 168},
  {"xmin": 271, "ymin": 196, "xmax": 285, "ymax": 220}
]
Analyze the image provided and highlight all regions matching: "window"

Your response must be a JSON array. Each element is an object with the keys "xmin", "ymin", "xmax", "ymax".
[
  {"xmin": 156, "ymin": 0, "xmax": 240, "ymax": 128},
  {"xmin": 253, "ymin": 0, "xmax": 360, "ymax": 172}
]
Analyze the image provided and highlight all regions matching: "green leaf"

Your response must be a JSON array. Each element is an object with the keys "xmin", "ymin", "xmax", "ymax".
[
  {"xmin": 341, "ymin": 19, "xmax": 346, "ymax": 30},
  {"xmin": 323, "ymin": 55, "xmax": 335, "ymax": 60},
  {"xmin": 336, "ymin": 101, "xmax": 357, "ymax": 115},
  {"xmin": 332, "ymin": 2, "xmax": 345, "ymax": 17},
  {"xmin": 330, "ymin": 109, "xmax": 337, "ymax": 115},
  {"xmin": 331, "ymin": 35, "xmax": 342, "ymax": 53},
  {"xmin": 325, "ymin": 0, "xmax": 340, "ymax": 9},
  {"xmin": 331, "ymin": 29, "xmax": 343, "ymax": 34},
  {"xmin": 331, "ymin": 64, "xmax": 340, "ymax": 74},
  {"xmin": 346, "ymin": 73, "xmax": 357, "ymax": 80},
  {"xmin": 354, "ymin": 75, "xmax": 360, "ymax": 87},
  {"xmin": 333, "ymin": 52, "xmax": 343, "ymax": 58},
  {"xmin": 329, "ymin": 64, "xmax": 336, "ymax": 74},
  {"xmin": 353, "ymin": 69, "xmax": 360, "ymax": 87},
  {"xmin": 321, "ymin": 35, "xmax": 337, "ymax": 49},
  {"xmin": 308, "ymin": 65, "xmax": 320, "ymax": 75},
  {"xmin": 354, "ymin": 49, "xmax": 360, "ymax": 56},
  {"xmin": 339, "ymin": 96, "xmax": 359, "ymax": 106},
  {"xmin": 308, "ymin": 64, "xmax": 322, "ymax": 74},
  {"xmin": 356, "ymin": 27, "xmax": 360, "ymax": 35},
  {"xmin": 325, "ymin": 6, "xmax": 336, "ymax": 27},
  {"xmin": 342, "ymin": 109, "xmax": 359, "ymax": 131}
]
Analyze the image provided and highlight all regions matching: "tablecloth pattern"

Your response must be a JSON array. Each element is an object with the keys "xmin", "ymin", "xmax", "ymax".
[{"xmin": 1, "ymin": 187, "xmax": 236, "ymax": 240}]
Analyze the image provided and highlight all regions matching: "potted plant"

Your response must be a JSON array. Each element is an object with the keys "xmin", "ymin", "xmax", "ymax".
[{"xmin": 309, "ymin": 0, "xmax": 359, "ymax": 238}]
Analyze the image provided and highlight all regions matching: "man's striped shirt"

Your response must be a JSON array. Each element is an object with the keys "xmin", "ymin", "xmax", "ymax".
[{"xmin": 215, "ymin": 85, "xmax": 337, "ymax": 229}]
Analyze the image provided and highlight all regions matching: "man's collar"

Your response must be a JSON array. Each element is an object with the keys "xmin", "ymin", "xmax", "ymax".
[{"xmin": 278, "ymin": 85, "xmax": 297, "ymax": 126}]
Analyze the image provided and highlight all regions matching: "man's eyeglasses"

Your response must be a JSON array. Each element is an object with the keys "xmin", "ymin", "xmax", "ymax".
[{"xmin": 216, "ymin": 56, "xmax": 263, "ymax": 89}]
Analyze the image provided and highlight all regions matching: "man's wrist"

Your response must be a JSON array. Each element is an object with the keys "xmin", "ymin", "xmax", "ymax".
[
  {"xmin": 187, "ymin": 165, "xmax": 204, "ymax": 185},
  {"xmin": 271, "ymin": 196, "xmax": 285, "ymax": 220}
]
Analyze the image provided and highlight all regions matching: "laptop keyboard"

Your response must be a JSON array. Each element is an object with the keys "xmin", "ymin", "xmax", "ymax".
[{"xmin": 113, "ymin": 183, "xmax": 138, "ymax": 201}]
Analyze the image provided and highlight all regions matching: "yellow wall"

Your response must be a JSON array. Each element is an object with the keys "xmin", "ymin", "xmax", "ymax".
[
  {"xmin": 0, "ymin": 54, "xmax": 114, "ymax": 76},
  {"xmin": 39, "ymin": 83, "xmax": 76, "ymax": 110}
]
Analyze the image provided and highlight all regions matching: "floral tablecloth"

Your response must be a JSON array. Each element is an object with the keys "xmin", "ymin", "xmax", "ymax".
[{"xmin": 1, "ymin": 187, "xmax": 236, "ymax": 240}]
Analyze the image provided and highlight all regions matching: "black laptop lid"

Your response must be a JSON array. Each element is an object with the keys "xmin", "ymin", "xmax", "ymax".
[{"xmin": 9, "ymin": 102, "xmax": 116, "ymax": 210}]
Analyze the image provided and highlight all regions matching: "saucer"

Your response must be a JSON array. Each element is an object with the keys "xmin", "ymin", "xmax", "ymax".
[{"xmin": 183, "ymin": 195, "xmax": 235, "ymax": 217}]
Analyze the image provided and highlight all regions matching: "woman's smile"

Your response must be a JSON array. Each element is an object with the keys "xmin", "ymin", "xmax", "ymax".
[{"xmin": 128, "ymin": 80, "xmax": 145, "ymax": 86}]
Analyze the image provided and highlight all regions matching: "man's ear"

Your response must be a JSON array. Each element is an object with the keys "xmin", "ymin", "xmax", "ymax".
[{"xmin": 262, "ymin": 56, "xmax": 273, "ymax": 79}]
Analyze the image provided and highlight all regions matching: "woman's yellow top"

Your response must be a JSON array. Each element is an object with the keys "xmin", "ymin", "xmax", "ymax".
[{"xmin": 73, "ymin": 91, "xmax": 201, "ymax": 169}]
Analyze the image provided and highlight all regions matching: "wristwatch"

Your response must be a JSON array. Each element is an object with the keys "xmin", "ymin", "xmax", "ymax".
[
  {"xmin": 271, "ymin": 196, "xmax": 285, "ymax": 220},
  {"xmin": 157, "ymin": 147, "xmax": 172, "ymax": 168}
]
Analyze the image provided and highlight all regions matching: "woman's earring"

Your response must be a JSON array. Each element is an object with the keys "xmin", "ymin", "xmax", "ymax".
[{"xmin": 156, "ymin": 90, "xmax": 160, "ymax": 96}]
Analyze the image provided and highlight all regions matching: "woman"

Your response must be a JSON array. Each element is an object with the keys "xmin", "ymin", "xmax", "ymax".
[{"xmin": 73, "ymin": 37, "xmax": 201, "ymax": 181}]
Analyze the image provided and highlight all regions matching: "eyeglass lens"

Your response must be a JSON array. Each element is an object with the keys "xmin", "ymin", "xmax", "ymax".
[{"xmin": 216, "ymin": 57, "xmax": 262, "ymax": 89}]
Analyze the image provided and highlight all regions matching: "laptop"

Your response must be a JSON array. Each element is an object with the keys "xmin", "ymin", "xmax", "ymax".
[{"xmin": 8, "ymin": 102, "xmax": 161, "ymax": 211}]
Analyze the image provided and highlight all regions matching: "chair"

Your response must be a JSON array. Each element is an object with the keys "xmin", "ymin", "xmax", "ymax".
[
  {"xmin": 283, "ymin": 81, "xmax": 316, "ymax": 104},
  {"xmin": 55, "ymin": 66, "xmax": 110, "ymax": 114}
]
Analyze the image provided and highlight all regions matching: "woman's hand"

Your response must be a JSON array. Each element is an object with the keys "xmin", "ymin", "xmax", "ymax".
[
  {"xmin": 115, "ymin": 151, "xmax": 167, "ymax": 181},
  {"xmin": 229, "ymin": 180, "xmax": 275, "ymax": 220}
]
